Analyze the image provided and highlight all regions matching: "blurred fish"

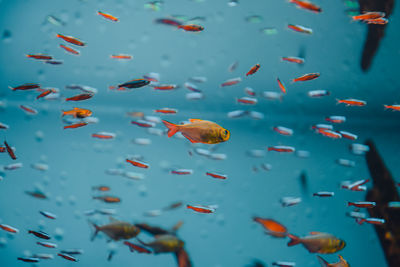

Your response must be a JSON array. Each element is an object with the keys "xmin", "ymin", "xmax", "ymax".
[
  {"xmin": 237, "ymin": 97, "xmax": 257, "ymax": 105},
  {"xmin": 287, "ymin": 232, "xmax": 346, "ymax": 254},
  {"xmin": 98, "ymin": 11, "xmax": 119, "ymax": 22},
  {"xmin": 163, "ymin": 201, "xmax": 183, "ymax": 211},
  {"xmin": 126, "ymin": 159, "xmax": 149, "ymax": 168},
  {"xmin": 246, "ymin": 260, "xmax": 266, "ymax": 267},
  {"xmin": 325, "ymin": 116, "xmax": 346, "ymax": 123},
  {"xmin": 92, "ymin": 132, "xmax": 116, "ymax": 139},
  {"xmin": 365, "ymin": 18, "xmax": 388, "ymax": 24},
  {"xmin": 289, "ymin": 0, "xmax": 322, "ymax": 13},
  {"xmin": 9, "ymin": 83, "xmax": 40, "ymax": 91},
  {"xmin": 336, "ymin": 159, "xmax": 355, "ymax": 167},
  {"xmin": 37, "ymin": 241, "xmax": 57, "ymax": 248},
  {"xmin": 46, "ymin": 15, "xmax": 65, "ymax": 26},
  {"xmin": 308, "ymin": 90, "xmax": 330, "ymax": 98},
  {"xmin": 4, "ymin": 141, "xmax": 16, "ymax": 160},
  {"xmin": 348, "ymin": 201, "xmax": 376, "ymax": 208},
  {"xmin": 268, "ymin": 146, "xmax": 295, "ymax": 152},
  {"xmin": 313, "ymin": 191, "xmax": 334, "ymax": 197},
  {"xmin": 124, "ymin": 241, "xmax": 152, "ymax": 253},
  {"xmin": 317, "ymin": 255, "xmax": 349, "ymax": 267},
  {"xmin": 246, "ymin": 64, "xmax": 260, "ymax": 76},
  {"xmin": 154, "ymin": 18, "xmax": 183, "ymax": 27},
  {"xmin": 277, "ymin": 78, "xmax": 287, "ymax": 94},
  {"xmin": 64, "ymin": 122, "xmax": 87, "ymax": 129},
  {"xmin": 187, "ymin": 205, "xmax": 216, "ymax": 213},
  {"xmin": 171, "ymin": 169, "xmax": 193, "ymax": 175},
  {"xmin": 163, "ymin": 119, "xmax": 230, "ymax": 144},
  {"xmin": 110, "ymin": 54, "xmax": 132, "ymax": 60},
  {"xmin": 28, "ymin": 230, "xmax": 51, "ymax": 239},
  {"xmin": 356, "ymin": 217, "xmax": 385, "ymax": 225},
  {"xmin": 60, "ymin": 44, "xmax": 80, "ymax": 55},
  {"xmin": 33, "ymin": 253, "xmax": 53, "ymax": 260},
  {"xmin": 0, "ymin": 122, "xmax": 10, "ymax": 130},
  {"xmin": 25, "ymin": 190, "xmax": 47, "ymax": 199},
  {"xmin": 352, "ymin": 12, "xmax": 385, "ymax": 21},
  {"xmin": 253, "ymin": 217, "xmax": 288, "ymax": 237},
  {"xmin": 119, "ymin": 79, "xmax": 150, "ymax": 89},
  {"xmin": 273, "ymin": 126, "xmax": 293, "ymax": 136},
  {"xmin": 293, "ymin": 73, "xmax": 320, "ymax": 82},
  {"xmin": 58, "ymin": 253, "xmax": 78, "ymax": 262},
  {"xmin": 45, "ymin": 59, "xmax": 63, "ymax": 65},
  {"xmin": 62, "ymin": 107, "xmax": 92, "ymax": 118},
  {"xmin": 178, "ymin": 24, "xmax": 204, "ymax": 32},
  {"xmin": 384, "ymin": 104, "xmax": 400, "ymax": 111},
  {"xmin": 206, "ymin": 172, "xmax": 227, "ymax": 179},
  {"xmin": 26, "ymin": 54, "xmax": 52, "ymax": 60},
  {"xmin": 152, "ymin": 84, "xmax": 178, "ymax": 90},
  {"xmin": 336, "ymin": 98, "xmax": 366, "ymax": 106},
  {"xmin": 20, "ymin": 105, "xmax": 38, "ymax": 115},
  {"xmin": 272, "ymin": 262, "xmax": 295, "ymax": 267},
  {"xmin": 317, "ymin": 129, "xmax": 342, "ymax": 139},
  {"xmin": 60, "ymin": 249, "xmax": 84, "ymax": 255},
  {"xmin": 92, "ymin": 185, "xmax": 110, "ymax": 192},
  {"xmin": 93, "ymin": 196, "xmax": 121, "ymax": 203},
  {"xmin": 4, "ymin": 162, "xmax": 22, "ymax": 170},
  {"xmin": 155, "ymin": 108, "xmax": 178, "ymax": 114},
  {"xmin": 39, "ymin": 211, "xmax": 57, "ymax": 219},
  {"xmin": 282, "ymin": 56, "xmax": 304, "ymax": 64},
  {"xmin": 36, "ymin": 89, "xmax": 55, "ymax": 99},
  {"xmin": 89, "ymin": 217, "xmax": 140, "ymax": 241},
  {"xmin": 228, "ymin": 61, "xmax": 239, "ymax": 72},
  {"xmin": 17, "ymin": 257, "xmax": 40, "ymax": 263},
  {"xmin": 57, "ymin": 34, "xmax": 85, "ymax": 46},
  {"xmin": 288, "ymin": 24, "xmax": 313, "ymax": 34},
  {"xmin": 0, "ymin": 224, "xmax": 19, "ymax": 233},
  {"xmin": 280, "ymin": 197, "xmax": 301, "ymax": 207},
  {"xmin": 66, "ymin": 93, "xmax": 93, "ymax": 101},
  {"xmin": 220, "ymin": 77, "xmax": 241, "ymax": 87}
]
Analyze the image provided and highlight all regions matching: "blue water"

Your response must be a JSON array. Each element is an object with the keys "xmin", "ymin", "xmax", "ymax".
[{"xmin": 1, "ymin": 0, "xmax": 400, "ymax": 266}]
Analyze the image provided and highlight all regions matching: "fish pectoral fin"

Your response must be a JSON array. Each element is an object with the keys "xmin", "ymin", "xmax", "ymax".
[
  {"xmin": 316, "ymin": 255, "xmax": 329, "ymax": 267},
  {"xmin": 181, "ymin": 133, "xmax": 200, "ymax": 143},
  {"xmin": 188, "ymin": 119, "xmax": 204, "ymax": 123}
]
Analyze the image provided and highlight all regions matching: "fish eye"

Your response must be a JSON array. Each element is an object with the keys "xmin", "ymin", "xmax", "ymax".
[{"xmin": 224, "ymin": 130, "xmax": 228, "ymax": 135}]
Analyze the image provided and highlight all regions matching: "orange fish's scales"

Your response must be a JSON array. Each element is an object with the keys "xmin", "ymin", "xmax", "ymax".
[
  {"xmin": 98, "ymin": 11, "xmax": 119, "ymax": 22},
  {"xmin": 292, "ymin": 73, "xmax": 320, "ymax": 82},
  {"xmin": 56, "ymin": 34, "xmax": 86, "ymax": 46},
  {"xmin": 289, "ymin": 0, "xmax": 322, "ymax": 13},
  {"xmin": 60, "ymin": 44, "xmax": 80, "ymax": 55}
]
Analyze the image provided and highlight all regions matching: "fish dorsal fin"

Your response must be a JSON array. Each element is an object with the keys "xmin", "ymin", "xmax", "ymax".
[
  {"xmin": 310, "ymin": 231, "xmax": 322, "ymax": 235},
  {"xmin": 189, "ymin": 119, "xmax": 204, "ymax": 123},
  {"xmin": 109, "ymin": 216, "xmax": 119, "ymax": 223}
]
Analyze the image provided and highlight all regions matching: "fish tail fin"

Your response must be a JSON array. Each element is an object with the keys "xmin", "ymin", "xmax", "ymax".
[
  {"xmin": 61, "ymin": 110, "xmax": 67, "ymax": 117},
  {"xmin": 356, "ymin": 218, "xmax": 365, "ymax": 225},
  {"xmin": 162, "ymin": 120, "xmax": 179, "ymax": 137},
  {"xmin": 8, "ymin": 86, "xmax": 15, "ymax": 91},
  {"xmin": 316, "ymin": 255, "xmax": 329, "ymax": 267},
  {"xmin": 177, "ymin": 25, "xmax": 183, "ymax": 29},
  {"xmin": 287, "ymin": 234, "xmax": 301, "ymax": 246},
  {"xmin": 347, "ymin": 202, "xmax": 353, "ymax": 207},
  {"xmin": 88, "ymin": 221, "xmax": 100, "ymax": 241}
]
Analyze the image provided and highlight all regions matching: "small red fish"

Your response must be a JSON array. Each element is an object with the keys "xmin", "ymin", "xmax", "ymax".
[
  {"xmin": 288, "ymin": 24, "xmax": 313, "ymax": 34},
  {"xmin": 124, "ymin": 241, "xmax": 152, "ymax": 253},
  {"xmin": 365, "ymin": 18, "xmax": 389, "ymax": 25},
  {"xmin": 36, "ymin": 89, "xmax": 54, "ymax": 99},
  {"xmin": 237, "ymin": 97, "xmax": 257, "ymax": 105},
  {"xmin": 281, "ymin": 57, "xmax": 304, "ymax": 64},
  {"xmin": 28, "ymin": 230, "xmax": 51, "ymax": 239},
  {"xmin": 356, "ymin": 218, "xmax": 385, "ymax": 225},
  {"xmin": 337, "ymin": 131, "xmax": 358, "ymax": 140},
  {"xmin": 187, "ymin": 205, "xmax": 215, "ymax": 213},
  {"xmin": 56, "ymin": 34, "xmax": 86, "ymax": 46},
  {"xmin": 154, "ymin": 108, "xmax": 178, "ymax": 114},
  {"xmin": 268, "ymin": 146, "xmax": 295, "ymax": 153},
  {"xmin": 289, "ymin": 0, "xmax": 322, "ymax": 13},
  {"xmin": 206, "ymin": 172, "xmax": 227, "ymax": 179},
  {"xmin": 220, "ymin": 77, "xmax": 241, "ymax": 87},
  {"xmin": 348, "ymin": 201, "xmax": 376, "ymax": 208},
  {"xmin": 244, "ymin": 87, "xmax": 256, "ymax": 96},
  {"xmin": 93, "ymin": 195, "xmax": 121, "ymax": 203},
  {"xmin": 110, "ymin": 54, "xmax": 132, "ymax": 59},
  {"xmin": 253, "ymin": 217, "xmax": 288, "ymax": 237},
  {"xmin": 313, "ymin": 191, "xmax": 334, "ymax": 197},
  {"xmin": 131, "ymin": 120, "xmax": 155, "ymax": 128},
  {"xmin": 92, "ymin": 185, "xmax": 111, "ymax": 191},
  {"xmin": 126, "ymin": 159, "xmax": 149, "ymax": 168},
  {"xmin": 4, "ymin": 141, "xmax": 16, "ymax": 160},
  {"xmin": 91, "ymin": 132, "xmax": 116, "ymax": 139},
  {"xmin": 98, "ymin": 11, "xmax": 119, "ymax": 22},
  {"xmin": 58, "ymin": 253, "xmax": 78, "ymax": 262},
  {"xmin": 317, "ymin": 129, "xmax": 342, "ymax": 139},
  {"xmin": 178, "ymin": 24, "xmax": 204, "ymax": 32},
  {"xmin": 60, "ymin": 44, "xmax": 80, "ymax": 55},
  {"xmin": 246, "ymin": 64, "xmax": 260, "ymax": 76},
  {"xmin": 9, "ymin": 83, "xmax": 40, "ymax": 91},
  {"xmin": 37, "ymin": 241, "xmax": 57, "ymax": 248},
  {"xmin": 352, "ymin": 12, "xmax": 385, "ymax": 21},
  {"xmin": 0, "ymin": 224, "xmax": 19, "ymax": 233},
  {"xmin": 277, "ymin": 78, "xmax": 286, "ymax": 94},
  {"xmin": 26, "ymin": 54, "xmax": 52, "ymax": 60},
  {"xmin": 65, "ymin": 93, "xmax": 93, "ymax": 101},
  {"xmin": 63, "ymin": 122, "xmax": 88, "ymax": 129},
  {"xmin": 152, "ymin": 84, "xmax": 177, "ymax": 90},
  {"xmin": 292, "ymin": 73, "xmax": 320, "ymax": 82},
  {"xmin": 273, "ymin": 126, "xmax": 293, "ymax": 136},
  {"xmin": 39, "ymin": 211, "xmax": 57, "ymax": 219},
  {"xmin": 171, "ymin": 169, "xmax": 193, "ymax": 175},
  {"xmin": 325, "ymin": 116, "xmax": 346, "ymax": 123},
  {"xmin": 336, "ymin": 98, "xmax": 366, "ymax": 106},
  {"xmin": 384, "ymin": 104, "xmax": 400, "ymax": 111},
  {"xmin": 20, "ymin": 105, "xmax": 38, "ymax": 114}
]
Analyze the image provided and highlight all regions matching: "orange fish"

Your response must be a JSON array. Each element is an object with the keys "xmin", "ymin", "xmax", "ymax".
[
  {"xmin": 281, "ymin": 57, "xmax": 304, "ymax": 64},
  {"xmin": 126, "ymin": 159, "xmax": 150, "ymax": 168},
  {"xmin": 26, "ymin": 54, "xmax": 52, "ymax": 60},
  {"xmin": 65, "ymin": 93, "xmax": 93, "ymax": 101},
  {"xmin": 253, "ymin": 217, "xmax": 288, "ymax": 237},
  {"xmin": 352, "ymin": 12, "xmax": 385, "ymax": 21},
  {"xmin": 92, "ymin": 132, "xmax": 116, "ymax": 139},
  {"xmin": 124, "ymin": 241, "xmax": 152, "ymax": 254},
  {"xmin": 110, "ymin": 54, "xmax": 132, "ymax": 60},
  {"xmin": 162, "ymin": 119, "xmax": 230, "ymax": 144},
  {"xmin": 56, "ymin": 34, "xmax": 86, "ymax": 46},
  {"xmin": 92, "ymin": 185, "xmax": 111, "ymax": 192},
  {"xmin": 206, "ymin": 172, "xmax": 227, "ymax": 179},
  {"xmin": 246, "ymin": 64, "xmax": 260, "ymax": 76},
  {"xmin": 293, "ymin": 73, "xmax": 320, "ymax": 82},
  {"xmin": 384, "ymin": 104, "xmax": 400, "ymax": 111},
  {"xmin": 288, "ymin": 24, "xmax": 313, "ymax": 34},
  {"xmin": 277, "ymin": 78, "xmax": 287, "ymax": 94},
  {"xmin": 336, "ymin": 99, "xmax": 366, "ymax": 106},
  {"xmin": 20, "ymin": 105, "xmax": 38, "ymax": 114},
  {"xmin": 289, "ymin": 0, "xmax": 322, "ymax": 13},
  {"xmin": 5, "ymin": 141, "xmax": 17, "ymax": 160},
  {"xmin": 62, "ymin": 107, "xmax": 92, "ymax": 118},
  {"xmin": 93, "ymin": 195, "xmax": 121, "ymax": 203},
  {"xmin": 36, "ymin": 89, "xmax": 54, "ymax": 100},
  {"xmin": 220, "ymin": 77, "xmax": 242, "ymax": 87},
  {"xmin": 365, "ymin": 18, "xmax": 388, "ymax": 25},
  {"xmin": 178, "ymin": 24, "xmax": 204, "ymax": 32},
  {"xmin": 0, "ymin": 224, "xmax": 19, "ymax": 233},
  {"xmin": 152, "ymin": 84, "xmax": 178, "ymax": 90},
  {"xmin": 317, "ymin": 129, "xmax": 342, "ymax": 139},
  {"xmin": 268, "ymin": 145, "xmax": 295, "ymax": 152},
  {"xmin": 64, "ymin": 122, "xmax": 88, "ymax": 129},
  {"xmin": 60, "ymin": 44, "xmax": 80, "ymax": 55},
  {"xmin": 9, "ymin": 83, "xmax": 40, "ymax": 91},
  {"xmin": 154, "ymin": 108, "xmax": 178, "ymax": 114},
  {"xmin": 98, "ymin": 11, "xmax": 119, "ymax": 22},
  {"xmin": 187, "ymin": 205, "xmax": 215, "ymax": 213}
]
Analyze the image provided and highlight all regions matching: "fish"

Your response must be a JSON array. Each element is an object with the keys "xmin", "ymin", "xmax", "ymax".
[
  {"xmin": 98, "ymin": 11, "xmax": 119, "ymax": 22},
  {"xmin": 124, "ymin": 241, "xmax": 152, "ymax": 253},
  {"xmin": 119, "ymin": 79, "xmax": 150, "ymax": 89},
  {"xmin": 59, "ymin": 44, "xmax": 80, "ymax": 55},
  {"xmin": 64, "ymin": 122, "xmax": 88, "ymax": 129},
  {"xmin": 33, "ymin": 254, "xmax": 54, "ymax": 260},
  {"xmin": 277, "ymin": 78, "xmax": 287, "ymax": 94},
  {"xmin": 56, "ymin": 34, "xmax": 86, "ymax": 46},
  {"xmin": 155, "ymin": 108, "xmax": 178, "ymax": 114},
  {"xmin": 36, "ymin": 89, "xmax": 55, "ymax": 99},
  {"xmin": 336, "ymin": 98, "xmax": 366, "ymax": 106},
  {"xmin": 325, "ymin": 116, "xmax": 346, "ymax": 123},
  {"xmin": 384, "ymin": 104, "xmax": 400, "ymax": 111},
  {"xmin": 338, "ymin": 131, "xmax": 358, "ymax": 140},
  {"xmin": 58, "ymin": 253, "xmax": 78, "ymax": 262},
  {"xmin": 39, "ymin": 211, "xmax": 57, "ymax": 219},
  {"xmin": 187, "ymin": 205, "xmax": 216, "ymax": 213},
  {"xmin": 184, "ymin": 82, "xmax": 201, "ymax": 92},
  {"xmin": 288, "ymin": 24, "xmax": 313, "ymax": 34},
  {"xmin": 281, "ymin": 56, "xmax": 305, "ymax": 64},
  {"xmin": 313, "ymin": 191, "xmax": 335, "ymax": 197},
  {"xmin": 152, "ymin": 84, "xmax": 178, "ymax": 90},
  {"xmin": 273, "ymin": 126, "xmax": 293, "ymax": 136},
  {"xmin": 263, "ymin": 91, "xmax": 283, "ymax": 101},
  {"xmin": 155, "ymin": 18, "xmax": 183, "ymax": 27},
  {"xmin": 348, "ymin": 201, "xmax": 376, "ymax": 208},
  {"xmin": 206, "ymin": 172, "xmax": 227, "ymax": 179},
  {"xmin": 89, "ymin": 217, "xmax": 140, "ymax": 241},
  {"xmin": 20, "ymin": 105, "xmax": 38, "ymax": 114},
  {"xmin": 178, "ymin": 24, "xmax": 204, "ymax": 31},
  {"xmin": 0, "ymin": 224, "xmax": 19, "ymax": 233},
  {"xmin": 110, "ymin": 54, "xmax": 132, "ymax": 60},
  {"xmin": 62, "ymin": 107, "xmax": 92, "ymax": 118},
  {"xmin": 237, "ymin": 97, "xmax": 258, "ymax": 105},
  {"xmin": 60, "ymin": 249, "xmax": 84, "ymax": 255},
  {"xmin": 317, "ymin": 129, "xmax": 342, "ymax": 139},
  {"xmin": 45, "ymin": 60, "xmax": 63, "ymax": 65},
  {"xmin": 308, "ymin": 90, "xmax": 330, "ymax": 98},
  {"xmin": 220, "ymin": 77, "xmax": 242, "ymax": 87},
  {"xmin": 92, "ymin": 185, "xmax": 110, "ymax": 191},
  {"xmin": 126, "ymin": 159, "xmax": 150, "ymax": 168},
  {"xmin": 287, "ymin": 232, "xmax": 346, "ymax": 254},
  {"xmin": 280, "ymin": 197, "xmax": 302, "ymax": 207},
  {"xmin": 245, "ymin": 87, "xmax": 256, "ymax": 96},
  {"xmin": 356, "ymin": 217, "xmax": 385, "ymax": 225},
  {"xmin": 293, "ymin": 73, "xmax": 320, "ymax": 82},
  {"xmin": 30, "ymin": 162, "xmax": 49, "ymax": 171},
  {"xmin": 289, "ymin": 0, "xmax": 322, "ymax": 13},
  {"xmin": 0, "ymin": 122, "xmax": 10, "ymax": 129},
  {"xmin": 92, "ymin": 132, "xmax": 116, "ymax": 139},
  {"xmin": 272, "ymin": 261, "xmax": 296, "ymax": 267},
  {"xmin": 336, "ymin": 159, "xmax": 355, "ymax": 167},
  {"xmin": 365, "ymin": 18, "xmax": 389, "ymax": 25},
  {"xmin": 253, "ymin": 217, "xmax": 288, "ymax": 237},
  {"xmin": 246, "ymin": 64, "xmax": 261, "ymax": 76},
  {"xmin": 268, "ymin": 146, "xmax": 295, "ymax": 152},
  {"xmin": 26, "ymin": 54, "xmax": 52, "ymax": 60},
  {"xmin": 352, "ymin": 12, "xmax": 385, "ymax": 21},
  {"xmin": 9, "ymin": 83, "xmax": 40, "ymax": 91},
  {"xmin": 28, "ymin": 230, "xmax": 51, "ymax": 239},
  {"xmin": 17, "ymin": 257, "xmax": 40, "ymax": 263},
  {"xmin": 163, "ymin": 119, "xmax": 230, "ymax": 144},
  {"xmin": 317, "ymin": 255, "xmax": 349, "ymax": 267},
  {"xmin": 65, "ymin": 93, "xmax": 93, "ymax": 101},
  {"xmin": 4, "ymin": 141, "xmax": 16, "ymax": 160},
  {"xmin": 138, "ymin": 234, "xmax": 184, "ymax": 253},
  {"xmin": 25, "ymin": 190, "xmax": 47, "ymax": 199},
  {"xmin": 37, "ymin": 241, "xmax": 57, "ymax": 248},
  {"xmin": 171, "ymin": 169, "xmax": 193, "ymax": 175},
  {"xmin": 93, "ymin": 196, "xmax": 121, "ymax": 203},
  {"xmin": 163, "ymin": 201, "xmax": 183, "ymax": 211}
]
